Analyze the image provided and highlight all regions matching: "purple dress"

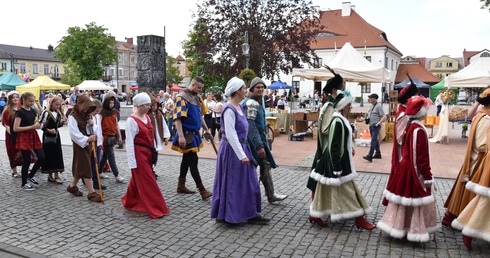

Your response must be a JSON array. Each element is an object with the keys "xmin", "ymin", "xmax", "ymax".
[{"xmin": 211, "ymin": 104, "xmax": 261, "ymax": 223}]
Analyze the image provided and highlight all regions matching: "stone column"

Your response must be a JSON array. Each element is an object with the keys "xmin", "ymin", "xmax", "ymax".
[{"xmin": 137, "ymin": 35, "xmax": 165, "ymax": 94}]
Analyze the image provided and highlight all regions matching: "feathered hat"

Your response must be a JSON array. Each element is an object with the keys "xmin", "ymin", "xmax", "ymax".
[
  {"xmin": 322, "ymin": 65, "xmax": 343, "ymax": 94},
  {"xmin": 397, "ymin": 71, "xmax": 419, "ymax": 104},
  {"xmin": 405, "ymin": 95, "xmax": 432, "ymax": 118},
  {"xmin": 477, "ymin": 88, "xmax": 490, "ymax": 106}
]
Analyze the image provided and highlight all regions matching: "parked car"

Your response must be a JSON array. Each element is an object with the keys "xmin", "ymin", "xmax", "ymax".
[
  {"xmin": 457, "ymin": 90, "xmax": 468, "ymax": 103},
  {"xmin": 117, "ymin": 92, "xmax": 127, "ymax": 101}
]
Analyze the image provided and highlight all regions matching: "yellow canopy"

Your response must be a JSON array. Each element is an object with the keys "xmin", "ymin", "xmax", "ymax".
[{"xmin": 16, "ymin": 76, "xmax": 71, "ymax": 99}]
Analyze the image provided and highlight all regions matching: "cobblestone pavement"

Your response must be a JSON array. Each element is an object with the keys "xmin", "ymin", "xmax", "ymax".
[{"xmin": 0, "ymin": 141, "xmax": 489, "ymax": 257}]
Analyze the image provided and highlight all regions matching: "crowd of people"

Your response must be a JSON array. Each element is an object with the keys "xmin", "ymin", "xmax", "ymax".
[{"xmin": 2, "ymin": 74, "xmax": 490, "ymax": 250}]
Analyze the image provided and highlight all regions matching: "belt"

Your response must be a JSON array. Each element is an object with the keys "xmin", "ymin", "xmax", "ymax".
[
  {"xmin": 184, "ymin": 131, "xmax": 199, "ymax": 135},
  {"xmin": 221, "ymin": 137, "xmax": 247, "ymax": 144}
]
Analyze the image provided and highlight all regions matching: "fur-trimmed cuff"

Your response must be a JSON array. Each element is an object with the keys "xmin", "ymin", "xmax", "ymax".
[{"xmin": 333, "ymin": 171, "xmax": 342, "ymax": 176}]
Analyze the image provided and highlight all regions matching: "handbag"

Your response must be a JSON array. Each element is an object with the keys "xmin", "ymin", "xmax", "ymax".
[
  {"xmin": 44, "ymin": 134, "xmax": 57, "ymax": 144},
  {"xmin": 214, "ymin": 117, "xmax": 221, "ymax": 127}
]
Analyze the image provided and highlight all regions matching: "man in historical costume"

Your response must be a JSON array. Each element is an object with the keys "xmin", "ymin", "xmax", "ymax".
[
  {"xmin": 243, "ymin": 77, "xmax": 287, "ymax": 203},
  {"xmin": 442, "ymin": 89, "xmax": 490, "ymax": 229},
  {"xmin": 377, "ymin": 95, "xmax": 438, "ymax": 242},
  {"xmin": 450, "ymin": 88, "xmax": 490, "ymax": 250},
  {"xmin": 66, "ymin": 94, "xmax": 102, "ymax": 202},
  {"xmin": 171, "ymin": 76, "xmax": 213, "ymax": 199},
  {"xmin": 309, "ymin": 91, "xmax": 375, "ymax": 230},
  {"xmin": 306, "ymin": 66, "xmax": 345, "ymax": 227},
  {"xmin": 381, "ymin": 78, "xmax": 419, "ymax": 206}
]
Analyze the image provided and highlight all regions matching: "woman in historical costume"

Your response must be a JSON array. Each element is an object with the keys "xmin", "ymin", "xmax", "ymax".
[
  {"xmin": 382, "ymin": 77, "xmax": 419, "ymax": 206},
  {"xmin": 2, "ymin": 91, "xmax": 23, "ymax": 178},
  {"xmin": 450, "ymin": 89, "xmax": 490, "ymax": 251},
  {"xmin": 306, "ymin": 66, "xmax": 345, "ymax": 227},
  {"xmin": 377, "ymin": 95, "xmax": 439, "ymax": 242},
  {"xmin": 429, "ymin": 88, "xmax": 454, "ymax": 144},
  {"xmin": 442, "ymin": 89, "xmax": 490, "ymax": 228},
  {"xmin": 39, "ymin": 96, "xmax": 67, "ymax": 184},
  {"xmin": 147, "ymin": 94, "xmax": 170, "ymax": 178},
  {"xmin": 210, "ymin": 77, "xmax": 269, "ymax": 225},
  {"xmin": 122, "ymin": 93, "xmax": 169, "ymax": 219},
  {"xmin": 309, "ymin": 91, "xmax": 375, "ymax": 230}
]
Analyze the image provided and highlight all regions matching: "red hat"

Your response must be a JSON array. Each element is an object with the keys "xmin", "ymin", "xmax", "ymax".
[{"xmin": 405, "ymin": 95, "xmax": 432, "ymax": 118}]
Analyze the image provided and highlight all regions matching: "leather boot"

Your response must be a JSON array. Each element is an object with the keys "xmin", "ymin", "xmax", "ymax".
[
  {"xmin": 197, "ymin": 183, "xmax": 212, "ymax": 199},
  {"xmin": 177, "ymin": 177, "xmax": 196, "ymax": 194},
  {"xmin": 355, "ymin": 216, "xmax": 376, "ymax": 231},
  {"xmin": 260, "ymin": 159, "xmax": 288, "ymax": 203},
  {"xmin": 463, "ymin": 235, "xmax": 473, "ymax": 251},
  {"xmin": 442, "ymin": 211, "xmax": 456, "ymax": 227}
]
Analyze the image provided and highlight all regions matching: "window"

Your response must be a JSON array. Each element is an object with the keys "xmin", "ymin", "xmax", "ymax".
[
  {"xmin": 292, "ymin": 81, "xmax": 300, "ymax": 93},
  {"xmin": 313, "ymin": 58, "xmax": 322, "ymax": 68},
  {"xmin": 365, "ymin": 56, "xmax": 371, "ymax": 62},
  {"xmin": 20, "ymin": 63, "xmax": 26, "ymax": 73},
  {"xmin": 391, "ymin": 60, "xmax": 393, "ymax": 70},
  {"xmin": 32, "ymin": 64, "xmax": 39, "ymax": 74},
  {"xmin": 54, "ymin": 65, "xmax": 60, "ymax": 78},
  {"xmin": 446, "ymin": 62, "xmax": 453, "ymax": 68},
  {"xmin": 131, "ymin": 56, "xmax": 136, "ymax": 64},
  {"xmin": 44, "ymin": 64, "xmax": 50, "ymax": 75},
  {"xmin": 435, "ymin": 62, "xmax": 442, "ymax": 67},
  {"xmin": 0, "ymin": 62, "xmax": 6, "ymax": 71},
  {"xmin": 385, "ymin": 57, "xmax": 388, "ymax": 68},
  {"xmin": 131, "ymin": 70, "xmax": 136, "ymax": 77},
  {"xmin": 118, "ymin": 68, "xmax": 123, "ymax": 77},
  {"xmin": 481, "ymin": 52, "xmax": 490, "ymax": 57},
  {"xmin": 110, "ymin": 68, "xmax": 115, "ymax": 76}
]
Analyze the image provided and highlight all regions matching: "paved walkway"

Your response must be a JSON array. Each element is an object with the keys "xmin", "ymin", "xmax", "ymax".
[{"xmin": 0, "ymin": 103, "xmax": 488, "ymax": 257}]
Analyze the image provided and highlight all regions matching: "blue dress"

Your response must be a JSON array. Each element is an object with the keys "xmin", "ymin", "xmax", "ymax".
[{"xmin": 211, "ymin": 104, "xmax": 261, "ymax": 223}]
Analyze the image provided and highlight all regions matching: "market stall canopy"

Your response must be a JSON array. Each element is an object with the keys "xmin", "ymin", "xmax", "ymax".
[
  {"xmin": 268, "ymin": 80, "xmax": 292, "ymax": 90},
  {"xmin": 445, "ymin": 57, "xmax": 490, "ymax": 88},
  {"xmin": 76, "ymin": 80, "xmax": 112, "ymax": 91},
  {"xmin": 292, "ymin": 42, "xmax": 392, "ymax": 83},
  {"xmin": 0, "ymin": 72, "xmax": 26, "ymax": 90},
  {"xmin": 393, "ymin": 78, "xmax": 430, "ymax": 89},
  {"xmin": 16, "ymin": 76, "xmax": 70, "ymax": 99}
]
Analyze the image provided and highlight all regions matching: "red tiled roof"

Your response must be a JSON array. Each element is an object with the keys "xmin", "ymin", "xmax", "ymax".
[
  {"xmin": 395, "ymin": 63, "xmax": 441, "ymax": 84},
  {"xmin": 462, "ymin": 50, "xmax": 480, "ymax": 66},
  {"xmin": 310, "ymin": 9, "xmax": 402, "ymax": 56},
  {"xmin": 176, "ymin": 55, "xmax": 185, "ymax": 61},
  {"xmin": 414, "ymin": 57, "xmax": 426, "ymax": 67}
]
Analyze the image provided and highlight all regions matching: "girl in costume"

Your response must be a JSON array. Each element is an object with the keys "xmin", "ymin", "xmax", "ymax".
[
  {"xmin": 13, "ymin": 92, "xmax": 46, "ymax": 190},
  {"xmin": 309, "ymin": 91, "xmax": 375, "ymax": 230},
  {"xmin": 377, "ymin": 95, "xmax": 438, "ymax": 242},
  {"xmin": 2, "ymin": 91, "xmax": 22, "ymax": 178},
  {"xmin": 39, "ymin": 96, "xmax": 67, "ymax": 184}
]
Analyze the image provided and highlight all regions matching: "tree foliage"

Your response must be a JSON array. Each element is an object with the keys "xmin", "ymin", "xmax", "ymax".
[
  {"xmin": 55, "ymin": 22, "xmax": 117, "ymax": 85},
  {"xmin": 166, "ymin": 56, "xmax": 184, "ymax": 86},
  {"xmin": 482, "ymin": 0, "xmax": 490, "ymax": 10},
  {"xmin": 183, "ymin": 0, "xmax": 323, "ymax": 84}
]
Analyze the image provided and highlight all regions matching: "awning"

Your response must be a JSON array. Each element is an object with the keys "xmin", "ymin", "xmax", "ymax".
[{"xmin": 130, "ymin": 81, "xmax": 138, "ymax": 86}]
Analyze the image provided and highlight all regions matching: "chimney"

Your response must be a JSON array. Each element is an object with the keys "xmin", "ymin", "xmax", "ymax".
[
  {"xmin": 342, "ymin": 2, "xmax": 351, "ymax": 17},
  {"xmin": 48, "ymin": 44, "xmax": 54, "ymax": 52},
  {"xmin": 126, "ymin": 37, "xmax": 133, "ymax": 45}
]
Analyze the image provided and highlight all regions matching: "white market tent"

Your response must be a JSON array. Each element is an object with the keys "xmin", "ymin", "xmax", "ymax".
[
  {"xmin": 444, "ymin": 57, "xmax": 490, "ymax": 88},
  {"xmin": 76, "ymin": 80, "xmax": 113, "ymax": 91},
  {"xmin": 292, "ymin": 42, "xmax": 392, "ymax": 83}
]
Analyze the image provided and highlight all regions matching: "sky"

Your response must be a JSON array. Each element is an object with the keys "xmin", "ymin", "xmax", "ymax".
[{"xmin": 2, "ymin": 0, "xmax": 489, "ymax": 58}]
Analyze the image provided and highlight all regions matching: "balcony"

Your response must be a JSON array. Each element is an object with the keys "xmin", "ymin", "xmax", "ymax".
[{"xmin": 102, "ymin": 75, "xmax": 113, "ymax": 81}]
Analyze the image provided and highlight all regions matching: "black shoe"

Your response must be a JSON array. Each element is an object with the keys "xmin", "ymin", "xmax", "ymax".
[
  {"xmin": 363, "ymin": 155, "xmax": 373, "ymax": 162},
  {"xmin": 247, "ymin": 215, "xmax": 270, "ymax": 225},
  {"xmin": 94, "ymin": 184, "xmax": 107, "ymax": 190},
  {"xmin": 372, "ymin": 154, "xmax": 382, "ymax": 159}
]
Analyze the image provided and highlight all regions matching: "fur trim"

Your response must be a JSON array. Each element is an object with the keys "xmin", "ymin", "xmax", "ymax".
[
  {"xmin": 309, "ymin": 169, "xmax": 357, "ymax": 186},
  {"xmin": 383, "ymin": 189, "xmax": 435, "ymax": 207},
  {"xmin": 465, "ymin": 181, "xmax": 490, "ymax": 198},
  {"xmin": 377, "ymin": 221, "xmax": 407, "ymax": 239},
  {"xmin": 330, "ymin": 208, "xmax": 370, "ymax": 222},
  {"xmin": 334, "ymin": 95, "xmax": 353, "ymax": 111},
  {"xmin": 406, "ymin": 106, "xmax": 428, "ymax": 118},
  {"xmin": 407, "ymin": 232, "xmax": 430, "ymax": 243}
]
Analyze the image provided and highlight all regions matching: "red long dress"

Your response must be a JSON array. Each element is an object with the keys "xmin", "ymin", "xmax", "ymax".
[
  {"xmin": 122, "ymin": 115, "xmax": 169, "ymax": 219},
  {"xmin": 2, "ymin": 110, "xmax": 23, "ymax": 168}
]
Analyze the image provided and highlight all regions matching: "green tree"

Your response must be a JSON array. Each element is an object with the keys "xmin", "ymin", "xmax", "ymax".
[
  {"xmin": 482, "ymin": 0, "xmax": 490, "ymax": 10},
  {"xmin": 183, "ymin": 17, "xmax": 228, "ymax": 93},
  {"xmin": 166, "ymin": 56, "xmax": 184, "ymax": 86},
  {"xmin": 190, "ymin": 0, "xmax": 323, "ymax": 81},
  {"xmin": 55, "ymin": 22, "xmax": 117, "ymax": 84}
]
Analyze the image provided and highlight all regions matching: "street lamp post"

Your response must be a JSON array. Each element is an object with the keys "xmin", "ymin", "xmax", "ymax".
[{"xmin": 241, "ymin": 31, "xmax": 250, "ymax": 69}]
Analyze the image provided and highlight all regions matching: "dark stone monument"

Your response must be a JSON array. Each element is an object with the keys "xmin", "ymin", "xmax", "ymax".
[{"xmin": 137, "ymin": 35, "xmax": 165, "ymax": 94}]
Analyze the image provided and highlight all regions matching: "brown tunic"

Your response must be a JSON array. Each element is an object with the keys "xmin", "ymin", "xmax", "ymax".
[{"xmin": 71, "ymin": 95, "xmax": 96, "ymax": 179}]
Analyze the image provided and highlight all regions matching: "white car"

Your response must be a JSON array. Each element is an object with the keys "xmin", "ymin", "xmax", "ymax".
[{"xmin": 458, "ymin": 90, "xmax": 467, "ymax": 102}]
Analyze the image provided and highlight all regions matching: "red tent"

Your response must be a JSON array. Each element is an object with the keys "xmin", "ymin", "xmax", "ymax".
[
  {"xmin": 171, "ymin": 85, "xmax": 183, "ymax": 91},
  {"xmin": 130, "ymin": 85, "xmax": 138, "ymax": 90}
]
